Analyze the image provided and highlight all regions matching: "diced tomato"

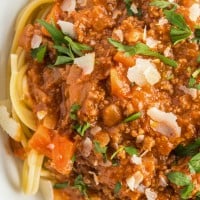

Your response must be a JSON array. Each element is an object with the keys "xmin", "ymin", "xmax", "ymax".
[
  {"xmin": 110, "ymin": 67, "xmax": 130, "ymax": 98},
  {"xmin": 41, "ymin": 3, "xmax": 62, "ymax": 37},
  {"xmin": 52, "ymin": 133, "xmax": 75, "ymax": 175},
  {"xmin": 114, "ymin": 52, "xmax": 135, "ymax": 68},
  {"xmin": 29, "ymin": 125, "xmax": 52, "ymax": 158},
  {"xmin": 29, "ymin": 125, "xmax": 75, "ymax": 175}
]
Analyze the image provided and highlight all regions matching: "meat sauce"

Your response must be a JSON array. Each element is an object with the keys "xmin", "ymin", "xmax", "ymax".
[{"xmin": 18, "ymin": 0, "xmax": 200, "ymax": 199}]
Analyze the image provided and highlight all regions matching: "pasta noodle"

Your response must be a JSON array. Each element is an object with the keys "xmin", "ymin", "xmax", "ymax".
[{"xmin": 2, "ymin": 0, "xmax": 199, "ymax": 199}]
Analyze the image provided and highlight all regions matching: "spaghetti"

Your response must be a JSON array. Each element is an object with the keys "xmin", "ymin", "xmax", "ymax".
[{"xmin": 1, "ymin": 0, "xmax": 200, "ymax": 199}]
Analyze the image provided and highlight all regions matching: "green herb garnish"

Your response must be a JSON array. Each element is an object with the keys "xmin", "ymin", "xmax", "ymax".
[
  {"xmin": 197, "ymin": 55, "xmax": 200, "ymax": 63},
  {"xmin": 150, "ymin": 0, "xmax": 174, "ymax": 9},
  {"xmin": 38, "ymin": 19, "xmax": 64, "ymax": 44},
  {"xmin": 108, "ymin": 38, "xmax": 178, "ymax": 67},
  {"xmin": 124, "ymin": 146, "xmax": 138, "ymax": 156},
  {"xmin": 31, "ymin": 45, "xmax": 47, "ymax": 63},
  {"xmin": 188, "ymin": 69, "xmax": 200, "ymax": 90},
  {"xmin": 71, "ymin": 154, "xmax": 76, "ymax": 163},
  {"xmin": 74, "ymin": 175, "xmax": 88, "ymax": 196},
  {"xmin": 111, "ymin": 146, "xmax": 138, "ymax": 160},
  {"xmin": 73, "ymin": 122, "xmax": 90, "ymax": 137},
  {"xmin": 167, "ymin": 172, "xmax": 191, "ymax": 186},
  {"xmin": 94, "ymin": 141, "xmax": 107, "ymax": 161},
  {"xmin": 54, "ymin": 56, "xmax": 74, "ymax": 65},
  {"xmin": 193, "ymin": 27, "xmax": 200, "ymax": 43},
  {"xmin": 174, "ymin": 138, "xmax": 200, "ymax": 157},
  {"xmin": 54, "ymin": 181, "xmax": 69, "ymax": 189},
  {"xmin": 114, "ymin": 182, "xmax": 122, "ymax": 194},
  {"xmin": 189, "ymin": 153, "xmax": 200, "ymax": 173},
  {"xmin": 180, "ymin": 183, "xmax": 194, "ymax": 199},
  {"xmin": 37, "ymin": 20, "xmax": 92, "ymax": 66},
  {"xmin": 123, "ymin": 112, "xmax": 142, "ymax": 123},
  {"xmin": 70, "ymin": 103, "xmax": 81, "ymax": 120}
]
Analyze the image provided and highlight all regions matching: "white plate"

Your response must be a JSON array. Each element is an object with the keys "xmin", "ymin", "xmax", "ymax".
[{"xmin": 0, "ymin": 1, "xmax": 43, "ymax": 199}]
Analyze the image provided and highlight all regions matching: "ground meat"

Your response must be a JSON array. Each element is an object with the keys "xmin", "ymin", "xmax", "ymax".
[{"xmin": 20, "ymin": 0, "xmax": 200, "ymax": 199}]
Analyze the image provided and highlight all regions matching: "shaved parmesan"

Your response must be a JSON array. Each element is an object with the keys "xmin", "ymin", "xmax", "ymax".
[
  {"xmin": 146, "ymin": 37, "xmax": 160, "ymax": 48},
  {"xmin": 179, "ymin": 85, "xmax": 197, "ymax": 99},
  {"xmin": 74, "ymin": 52, "xmax": 95, "ymax": 75},
  {"xmin": 31, "ymin": 34, "xmax": 42, "ymax": 49},
  {"xmin": 114, "ymin": 29, "xmax": 124, "ymax": 42},
  {"xmin": 57, "ymin": 20, "xmax": 76, "ymax": 38},
  {"xmin": 145, "ymin": 188, "xmax": 157, "ymax": 200},
  {"xmin": 127, "ymin": 58, "xmax": 161, "ymax": 86},
  {"xmin": 189, "ymin": 3, "xmax": 200, "ymax": 22},
  {"xmin": 0, "ymin": 105, "xmax": 21, "ymax": 141},
  {"xmin": 130, "ymin": 3, "xmax": 138, "ymax": 14},
  {"xmin": 130, "ymin": 155, "xmax": 142, "ymax": 165},
  {"xmin": 126, "ymin": 171, "xmax": 143, "ymax": 191},
  {"xmin": 82, "ymin": 137, "xmax": 92, "ymax": 157},
  {"xmin": 164, "ymin": 46, "xmax": 173, "ymax": 57},
  {"xmin": 157, "ymin": 17, "xmax": 168, "ymax": 26},
  {"xmin": 61, "ymin": 0, "xmax": 76, "ymax": 12},
  {"xmin": 147, "ymin": 107, "xmax": 181, "ymax": 138}
]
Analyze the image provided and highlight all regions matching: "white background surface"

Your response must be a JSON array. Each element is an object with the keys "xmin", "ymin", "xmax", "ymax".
[{"xmin": 0, "ymin": 1, "xmax": 42, "ymax": 199}]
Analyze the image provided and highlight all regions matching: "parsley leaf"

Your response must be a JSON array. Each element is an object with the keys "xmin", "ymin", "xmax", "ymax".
[
  {"xmin": 196, "ymin": 191, "xmax": 200, "ymax": 199},
  {"xmin": 150, "ymin": 0, "xmax": 173, "ymax": 9},
  {"xmin": 197, "ymin": 55, "xmax": 200, "ymax": 63},
  {"xmin": 167, "ymin": 172, "xmax": 191, "ymax": 186},
  {"xmin": 38, "ymin": 19, "xmax": 64, "ymax": 44},
  {"xmin": 114, "ymin": 182, "xmax": 122, "ymax": 194},
  {"xmin": 180, "ymin": 183, "xmax": 194, "ymax": 200},
  {"xmin": 163, "ymin": 9, "xmax": 192, "ymax": 45},
  {"xmin": 64, "ymin": 36, "xmax": 92, "ymax": 57},
  {"xmin": 70, "ymin": 103, "xmax": 81, "ymax": 120},
  {"xmin": 123, "ymin": 112, "xmax": 142, "ymax": 123},
  {"xmin": 54, "ymin": 182, "xmax": 69, "ymax": 189},
  {"xmin": 124, "ymin": 146, "xmax": 138, "ymax": 156},
  {"xmin": 94, "ymin": 141, "xmax": 108, "ymax": 161},
  {"xmin": 193, "ymin": 27, "xmax": 200, "ymax": 43},
  {"xmin": 74, "ymin": 175, "xmax": 88, "ymax": 196},
  {"xmin": 189, "ymin": 153, "xmax": 200, "ymax": 173},
  {"xmin": 54, "ymin": 45, "xmax": 74, "ymax": 58},
  {"xmin": 111, "ymin": 146, "xmax": 124, "ymax": 160},
  {"xmin": 174, "ymin": 138, "xmax": 200, "ymax": 157},
  {"xmin": 54, "ymin": 56, "xmax": 74, "ymax": 65},
  {"xmin": 108, "ymin": 38, "xmax": 178, "ymax": 67},
  {"xmin": 31, "ymin": 46, "xmax": 46, "ymax": 63},
  {"xmin": 73, "ymin": 122, "xmax": 90, "ymax": 137}
]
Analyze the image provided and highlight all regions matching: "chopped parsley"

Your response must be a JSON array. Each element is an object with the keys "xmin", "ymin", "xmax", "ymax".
[
  {"xmin": 150, "ymin": 0, "xmax": 174, "ymax": 9},
  {"xmin": 167, "ymin": 171, "xmax": 191, "ymax": 186},
  {"xmin": 37, "ymin": 20, "xmax": 92, "ymax": 66},
  {"xmin": 180, "ymin": 183, "xmax": 194, "ymax": 199},
  {"xmin": 73, "ymin": 122, "xmax": 90, "ymax": 137},
  {"xmin": 123, "ymin": 112, "xmax": 142, "ymax": 123},
  {"xmin": 111, "ymin": 146, "xmax": 138, "ymax": 160},
  {"xmin": 70, "ymin": 103, "xmax": 81, "ymax": 120},
  {"xmin": 189, "ymin": 153, "xmax": 200, "ymax": 173},
  {"xmin": 124, "ymin": 146, "xmax": 138, "ymax": 156},
  {"xmin": 150, "ymin": 2, "xmax": 192, "ymax": 45},
  {"xmin": 193, "ymin": 27, "xmax": 200, "ymax": 43},
  {"xmin": 174, "ymin": 138, "xmax": 200, "ymax": 157},
  {"xmin": 114, "ymin": 182, "xmax": 122, "ymax": 194},
  {"xmin": 167, "ymin": 171, "xmax": 193, "ymax": 199},
  {"xmin": 94, "ymin": 141, "xmax": 108, "ymax": 161},
  {"xmin": 188, "ymin": 68, "xmax": 200, "ymax": 90},
  {"xmin": 108, "ymin": 38, "xmax": 178, "ymax": 67},
  {"xmin": 54, "ymin": 181, "xmax": 69, "ymax": 189},
  {"xmin": 31, "ymin": 45, "xmax": 47, "ymax": 63},
  {"xmin": 164, "ymin": 9, "xmax": 192, "ymax": 45},
  {"xmin": 74, "ymin": 175, "xmax": 88, "ymax": 196}
]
